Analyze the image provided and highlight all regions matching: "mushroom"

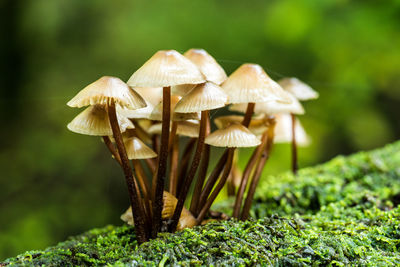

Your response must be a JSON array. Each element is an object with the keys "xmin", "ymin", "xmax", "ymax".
[
  {"xmin": 196, "ymin": 123, "xmax": 260, "ymax": 223},
  {"xmin": 67, "ymin": 76, "xmax": 148, "ymax": 243},
  {"xmin": 274, "ymin": 113, "xmax": 310, "ymax": 146},
  {"xmin": 278, "ymin": 77, "xmax": 317, "ymax": 174},
  {"xmin": 127, "ymin": 50, "xmax": 205, "ymax": 237},
  {"xmin": 169, "ymin": 81, "xmax": 228, "ymax": 232}
]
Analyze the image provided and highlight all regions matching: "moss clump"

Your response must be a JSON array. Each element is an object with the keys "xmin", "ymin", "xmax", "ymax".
[{"xmin": 2, "ymin": 142, "xmax": 400, "ymax": 266}]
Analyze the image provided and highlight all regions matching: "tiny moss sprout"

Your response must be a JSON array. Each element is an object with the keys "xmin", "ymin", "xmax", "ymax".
[{"xmin": 66, "ymin": 49, "xmax": 317, "ymax": 244}]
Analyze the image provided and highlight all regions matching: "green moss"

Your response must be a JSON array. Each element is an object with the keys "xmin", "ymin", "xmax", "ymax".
[{"xmin": 3, "ymin": 142, "xmax": 400, "ymax": 266}]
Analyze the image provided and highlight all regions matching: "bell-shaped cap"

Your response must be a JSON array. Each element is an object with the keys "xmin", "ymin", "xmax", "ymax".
[
  {"xmin": 147, "ymin": 120, "xmax": 199, "ymax": 138},
  {"xmin": 67, "ymin": 76, "xmax": 146, "ymax": 109},
  {"xmin": 205, "ymin": 122, "xmax": 261, "ymax": 147},
  {"xmin": 279, "ymin": 77, "xmax": 318, "ymax": 101},
  {"xmin": 174, "ymin": 82, "xmax": 228, "ymax": 113},
  {"xmin": 183, "ymin": 48, "xmax": 227, "ymax": 85},
  {"xmin": 124, "ymin": 137, "xmax": 157, "ymax": 159},
  {"xmin": 134, "ymin": 87, "xmax": 164, "ymax": 106},
  {"xmin": 214, "ymin": 115, "xmax": 268, "ymax": 136},
  {"xmin": 230, "ymin": 92, "xmax": 304, "ymax": 115},
  {"xmin": 150, "ymin": 95, "xmax": 200, "ymax": 121},
  {"xmin": 117, "ymin": 100, "xmax": 154, "ymax": 119},
  {"xmin": 221, "ymin": 64, "xmax": 292, "ymax": 104},
  {"xmin": 127, "ymin": 50, "xmax": 206, "ymax": 88},
  {"xmin": 67, "ymin": 104, "xmax": 134, "ymax": 136},
  {"xmin": 274, "ymin": 114, "xmax": 310, "ymax": 146},
  {"xmin": 171, "ymin": 84, "xmax": 196, "ymax": 96}
]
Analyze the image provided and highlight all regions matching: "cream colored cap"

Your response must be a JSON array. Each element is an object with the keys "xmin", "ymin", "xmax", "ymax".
[
  {"xmin": 174, "ymin": 82, "xmax": 228, "ymax": 113},
  {"xmin": 124, "ymin": 137, "xmax": 157, "ymax": 159},
  {"xmin": 184, "ymin": 49, "xmax": 227, "ymax": 85},
  {"xmin": 117, "ymin": 100, "xmax": 154, "ymax": 119},
  {"xmin": 67, "ymin": 104, "xmax": 134, "ymax": 136},
  {"xmin": 149, "ymin": 95, "xmax": 200, "ymax": 121},
  {"xmin": 147, "ymin": 120, "xmax": 199, "ymax": 138},
  {"xmin": 230, "ymin": 92, "xmax": 304, "ymax": 115},
  {"xmin": 274, "ymin": 114, "xmax": 310, "ymax": 146},
  {"xmin": 278, "ymin": 77, "xmax": 318, "ymax": 101},
  {"xmin": 67, "ymin": 76, "xmax": 146, "ymax": 109},
  {"xmin": 221, "ymin": 64, "xmax": 292, "ymax": 104},
  {"xmin": 171, "ymin": 84, "xmax": 196, "ymax": 96},
  {"xmin": 127, "ymin": 50, "xmax": 206, "ymax": 88},
  {"xmin": 205, "ymin": 123, "xmax": 261, "ymax": 147},
  {"xmin": 214, "ymin": 115, "xmax": 268, "ymax": 136},
  {"xmin": 133, "ymin": 87, "xmax": 163, "ymax": 106}
]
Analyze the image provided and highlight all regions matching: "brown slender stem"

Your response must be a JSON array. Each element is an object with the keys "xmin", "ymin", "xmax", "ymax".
[
  {"xmin": 232, "ymin": 130, "xmax": 268, "ymax": 218},
  {"xmin": 152, "ymin": 134, "xmax": 160, "ymax": 154},
  {"xmin": 177, "ymin": 138, "xmax": 197, "ymax": 191},
  {"xmin": 226, "ymin": 168, "xmax": 236, "ymax": 197},
  {"xmin": 151, "ymin": 86, "xmax": 171, "ymax": 238},
  {"xmin": 291, "ymin": 113, "xmax": 298, "ymax": 174},
  {"xmin": 189, "ymin": 114, "xmax": 211, "ymax": 215},
  {"xmin": 102, "ymin": 136, "xmax": 122, "ymax": 165},
  {"xmin": 144, "ymin": 158, "xmax": 156, "ymax": 174},
  {"xmin": 240, "ymin": 117, "xmax": 276, "ymax": 220},
  {"xmin": 107, "ymin": 101, "xmax": 148, "ymax": 243},
  {"xmin": 169, "ymin": 110, "xmax": 208, "ymax": 232},
  {"xmin": 196, "ymin": 148, "xmax": 235, "ymax": 223},
  {"xmin": 168, "ymin": 122, "xmax": 179, "ymax": 195},
  {"xmin": 242, "ymin": 102, "xmax": 255, "ymax": 127},
  {"xmin": 132, "ymin": 159, "xmax": 152, "ymax": 227}
]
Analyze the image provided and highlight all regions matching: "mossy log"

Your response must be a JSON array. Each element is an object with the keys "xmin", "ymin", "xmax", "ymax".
[{"xmin": 2, "ymin": 142, "xmax": 400, "ymax": 266}]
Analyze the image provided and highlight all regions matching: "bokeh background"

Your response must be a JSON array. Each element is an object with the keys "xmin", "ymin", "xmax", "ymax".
[{"xmin": 1, "ymin": 0, "xmax": 399, "ymax": 260}]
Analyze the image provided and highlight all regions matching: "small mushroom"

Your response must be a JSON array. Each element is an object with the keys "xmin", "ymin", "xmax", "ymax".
[{"xmin": 278, "ymin": 77, "xmax": 318, "ymax": 101}]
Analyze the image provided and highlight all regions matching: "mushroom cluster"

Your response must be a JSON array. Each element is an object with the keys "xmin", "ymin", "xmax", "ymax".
[{"xmin": 67, "ymin": 49, "xmax": 318, "ymax": 243}]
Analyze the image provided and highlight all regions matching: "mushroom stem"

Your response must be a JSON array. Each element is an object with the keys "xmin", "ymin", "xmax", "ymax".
[
  {"xmin": 144, "ymin": 158, "xmax": 156, "ymax": 175},
  {"xmin": 132, "ymin": 159, "xmax": 152, "ymax": 227},
  {"xmin": 102, "ymin": 136, "xmax": 122, "ymax": 165},
  {"xmin": 232, "ymin": 129, "xmax": 269, "ymax": 218},
  {"xmin": 190, "ymin": 115, "xmax": 211, "ymax": 215},
  {"xmin": 169, "ymin": 110, "xmax": 208, "ymax": 232},
  {"xmin": 107, "ymin": 101, "xmax": 148, "ymax": 243},
  {"xmin": 151, "ymin": 86, "xmax": 171, "ymax": 238},
  {"xmin": 177, "ymin": 138, "xmax": 197, "ymax": 192},
  {"xmin": 291, "ymin": 113, "xmax": 298, "ymax": 174},
  {"xmin": 196, "ymin": 148, "xmax": 235, "ymax": 223},
  {"xmin": 242, "ymin": 102, "xmax": 255, "ymax": 127},
  {"xmin": 168, "ymin": 122, "xmax": 179, "ymax": 196},
  {"xmin": 240, "ymin": 116, "xmax": 276, "ymax": 220}
]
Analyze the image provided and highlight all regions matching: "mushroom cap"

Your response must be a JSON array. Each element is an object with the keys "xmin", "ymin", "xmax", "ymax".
[
  {"xmin": 67, "ymin": 104, "xmax": 134, "ymax": 136},
  {"xmin": 149, "ymin": 95, "xmax": 200, "ymax": 121},
  {"xmin": 278, "ymin": 77, "xmax": 318, "ymax": 101},
  {"xmin": 205, "ymin": 122, "xmax": 261, "ymax": 147},
  {"xmin": 174, "ymin": 82, "xmax": 228, "ymax": 113},
  {"xmin": 133, "ymin": 87, "xmax": 164, "ymax": 106},
  {"xmin": 214, "ymin": 115, "xmax": 268, "ymax": 136},
  {"xmin": 127, "ymin": 50, "xmax": 206, "ymax": 88},
  {"xmin": 274, "ymin": 114, "xmax": 310, "ymax": 146},
  {"xmin": 171, "ymin": 84, "xmax": 196, "ymax": 96},
  {"xmin": 221, "ymin": 64, "xmax": 292, "ymax": 104},
  {"xmin": 117, "ymin": 100, "xmax": 154, "ymax": 119},
  {"xmin": 183, "ymin": 48, "xmax": 227, "ymax": 85},
  {"xmin": 124, "ymin": 137, "xmax": 157, "ymax": 159},
  {"xmin": 230, "ymin": 92, "xmax": 304, "ymax": 115},
  {"xmin": 147, "ymin": 120, "xmax": 199, "ymax": 138},
  {"xmin": 67, "ymin": 76, "xmax": 146, "ymax": 109}
]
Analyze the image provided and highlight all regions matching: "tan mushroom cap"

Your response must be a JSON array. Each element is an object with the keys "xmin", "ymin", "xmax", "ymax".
[
  {"xmin": 230, "ymin": 92, "xmax": 304, "ymax": 115},
  {"xmin": 150, "ymin": 95, "xmax": 200, "ymax": 121},
  {"xmin": 183, "ymin": 48, "xmax": 227, "ymax": 85},
  {"xmin": 124, "ymin": 137, "xmax": 157, "ymax": 159},
  {"xmin": 214, "ymin": 115, "xmax": 268, "ymax": 136},
  {"xmin": 274, "ymin": 114, "xmax": 310, "ymax": 146},
  {"xmin": 174, "ymin": 82, "xmax": 228, "ymax": 113},
  {"xmin": 121, "ymin": 191, "xmax": 196, "ymax": 231},
  {"xmin": 67, "ymin": 76, "xmax": 146, "ymax": 109},
  {"xmin": 278, "ymin": 77, "xmax": 318, "ymax": 101},
  {"xmin": 147, "ymin": 120, "xmax": 199, "ymax": 138},
  {"xmin": 171, "ymin": 84, "xmax": 196, "ymax": 96},
  {"xmin": 221, "ymin": 64, "xmax": 292, "ymax": 104},
  {"xmin": 134, "ymin": 87, "xmax": 163, "ymax": 106},
  {"xmin": 67, "ymin": 104, "xmax": 134, "ymax": 136},
  {"xmin": 117, "ymin": 100, "xmax": 154, "ymax": 119},
  {"xmin": 127, "ymin": 50, "xmax": 206, "ymax": 88},
  {"xmin": 205, "ymin": 123, "xmax": 261, "ymax": 147}
]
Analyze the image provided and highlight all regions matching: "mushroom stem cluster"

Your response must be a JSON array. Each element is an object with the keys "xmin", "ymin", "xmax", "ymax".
[{"xmin": 66, "ymin": 49, "xmax": 318, "ymax": 244}]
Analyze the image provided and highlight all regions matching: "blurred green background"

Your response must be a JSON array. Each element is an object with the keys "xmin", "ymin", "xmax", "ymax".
[{"xmin": 1, "ymin": 0, "xmax": 399, "ymax": 260}]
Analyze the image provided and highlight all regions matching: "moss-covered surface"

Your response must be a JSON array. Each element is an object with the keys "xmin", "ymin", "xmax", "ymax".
[{"xmin": 2, "ymin": 142, "xmax": 400, "ymax": 266}]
